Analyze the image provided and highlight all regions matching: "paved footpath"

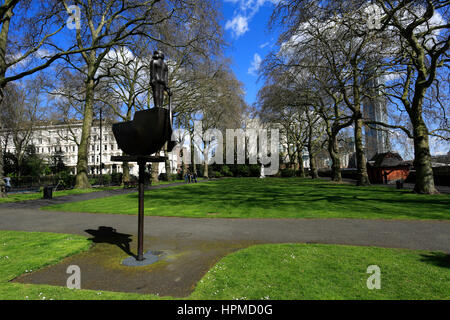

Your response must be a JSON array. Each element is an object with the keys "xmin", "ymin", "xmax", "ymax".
[
  {"xmin": 0, "ymin": 181, "xmax": 193, "ymax": 209},
  {"xmin": 1, "ymin": 208, "xmax": 449, "ymax": 252},
  {"xmin": 1, "ymin": 181, "xmax": 449, "ymax": 296},
  {"xmin": 0, "ymin": 182, "xmax": 449, "ymax": 252}
]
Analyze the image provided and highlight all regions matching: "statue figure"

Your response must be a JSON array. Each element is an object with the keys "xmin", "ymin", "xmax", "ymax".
[
  {"xmin": 150, "ymin": 50, "xmax": 172, "ymax": 108},
  {"xmin": 260, "ymin": 164, "xmax": 265, "ymax": 179}
]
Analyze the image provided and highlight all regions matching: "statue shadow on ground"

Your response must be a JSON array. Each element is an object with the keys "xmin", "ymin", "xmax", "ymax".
[
  {"xmin": 420, "ymin": 252, "xmax": 450, "ymax": 269},
  {"xmin": 85, "ymin": 226, "xmax": 135, "ymax": 259}
]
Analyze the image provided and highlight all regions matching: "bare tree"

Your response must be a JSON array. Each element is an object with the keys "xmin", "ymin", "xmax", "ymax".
[
  {"xmin": 256, "ymin": 71, "xmax": 310, "ymax": 176},
  {"xmin": 372, "ymin": 0, "xmax": 450, "ymax": 193},
  {"xmin": 0, "ymin": 76, "xmax": 46, "ymax": 176},
  {"xmin": 58, "ymin": 0, "xmax": 180, "ymax": 188},
  {"xmin": 271, "ymin": 0, "xmax": 449, "ymax": 193}
]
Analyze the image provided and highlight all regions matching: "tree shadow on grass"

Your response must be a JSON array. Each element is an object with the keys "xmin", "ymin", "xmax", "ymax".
[
  {"xmin": 420, "ymin": 252, "xmax": 450, "ymax": 269},
  {"xmin": 115, "ymin": 180, "xmax": 449, "ymax": 220},
  {"xmin": 85, "ymin": 226, "xmax": 135, "ymax": 258}
]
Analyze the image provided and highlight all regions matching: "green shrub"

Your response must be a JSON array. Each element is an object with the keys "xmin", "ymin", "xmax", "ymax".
[
  {"xmin": 158, "ymin": 173, "xmax": 169, "ymax": 181},
  {"xmin": 111, "ymin": 172, "xmax": 122, "ymax": 185},
  {"xmin": 211, "ymin": 171, "xmax": 223, "ymax": 178},
  {"xmin": 249, "ymin": 164, "xmax": 261, "ymax": 177},
  {"xmin": 102, "ymin": 174, "xmax": 112, "ymax": 185},
  {"xmin": 220, "ymin": 165, "xmax": 233, "ymax": 177},
  {"xmin": 296, "ymin": 170, "xmax": 306, "ymax": 177},
  {"xmin": 58, "ymin": 172, "xmax": 75, "ymax": 189},
  {"xmin": 280, "ymin": 168, "xmax": 296, "ymax": 177},
  {"xmin": 235, "ymin": 165, "xmax": 250, "ymax": 177}
]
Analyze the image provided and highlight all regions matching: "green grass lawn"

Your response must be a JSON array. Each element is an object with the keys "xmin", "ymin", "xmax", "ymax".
[
  {"xmin": 1, "ymin": 231, "xmax": 448, "ymax": 300},
  {"xmin": 0, "ymin": 186, "xmax": 122, "ymax": 204},
  {"xmin": 191, "ymin": 243, "xmax": 450, "ymax": 300},
  {"xmin": 0, "ymin": 231, "xmax": 159, "ymax": 300},
  {"xmin": 0, "ymin": 179, "xmax": 199, "ymax": 204},
  {"xmin": 43, "ymin": 178, "xmax": 450, "ymax": 220}
]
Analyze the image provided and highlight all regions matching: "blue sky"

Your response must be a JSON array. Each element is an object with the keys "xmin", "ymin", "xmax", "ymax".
[{"xmin": 220, "ymin": 0, "xmax": 281, "ymax": 107}]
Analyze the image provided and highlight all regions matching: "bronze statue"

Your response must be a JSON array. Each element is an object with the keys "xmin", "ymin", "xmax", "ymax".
[
  {"xmin": 111, "ymin": 49, "xmax": 175, "ymax": 263},
  {"xmin": 150, "ymin": 50, "xmax": 172, "ymax": 108},
  {"xmin": 112, "ymin": 50, "xmax": 175, "ymax": 156}
]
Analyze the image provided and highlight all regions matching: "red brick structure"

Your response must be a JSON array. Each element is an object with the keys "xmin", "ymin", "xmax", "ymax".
[{"xmin": 367, "ymin": 152, "xmax": 411, "ymax": 184}]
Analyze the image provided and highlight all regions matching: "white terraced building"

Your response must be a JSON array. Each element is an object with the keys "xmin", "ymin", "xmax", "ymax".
[{"xmin": 1, "ymin": 121, "xmax": 181, "ymax": 177}]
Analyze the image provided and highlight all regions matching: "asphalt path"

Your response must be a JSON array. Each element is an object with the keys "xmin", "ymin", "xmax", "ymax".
[
  {"xmin": 2, "ymin": 180, "xmax": 449, "ymax": 296},
  {"xmin": 1, "ymin": 203, "xmax": 449, "ymax": 252}
]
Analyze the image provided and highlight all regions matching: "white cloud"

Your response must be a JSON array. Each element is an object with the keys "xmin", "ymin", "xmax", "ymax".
[
  {"xmin": 224, "ymin": 0, "xmax": 280, "ymax": 38},
  {"xmin": 7, "ymin": 48, "xmax": 57, "ymax": 71},
  {"xmin": 260, "ymin": 42, "xmax": 270, "ymax": 49},
  {"xmin": 429, "ymin": 136, "xmax": 450, "ymax": 156},
  {"xmin": 248, "ymin": 53, "xmax": 262, "ymax": 76},
  {"xmin": 225, "ymin": 15, "xmax": 249, "ymax": 38},
  {"xmin": 225, "ymin": 0, "xmax": 280, "ymax": 11}
]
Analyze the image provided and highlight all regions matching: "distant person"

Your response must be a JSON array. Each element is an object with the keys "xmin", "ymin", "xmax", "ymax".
[
  {"xmin": 184, "ymin": 172, "xmax": 189, "ymax": 183},
  {"xmin": 193, "ymin": 172, "xmax": 198, "ymax": 183},
  {"xmin": 3, "ymin": 177, "xmax": 11, "ymax": 193}
]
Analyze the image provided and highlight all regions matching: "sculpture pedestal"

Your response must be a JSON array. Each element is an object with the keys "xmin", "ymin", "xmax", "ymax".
[{"xmin": 111, "ymin": 155, "xmax": 167, "ymax": 263}]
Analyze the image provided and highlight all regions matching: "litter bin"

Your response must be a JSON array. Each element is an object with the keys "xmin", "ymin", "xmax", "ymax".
[{"xmin": 43, "ymin": 186, "xmax": 54, "ymax": 199}]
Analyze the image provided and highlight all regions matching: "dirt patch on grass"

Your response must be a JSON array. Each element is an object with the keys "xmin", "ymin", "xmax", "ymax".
[{"xmin": 12, "ymin": 233, "xmax": 256, "ymax": 297}]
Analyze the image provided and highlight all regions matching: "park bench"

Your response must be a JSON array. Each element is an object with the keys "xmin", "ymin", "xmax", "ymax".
[{"xmin": 123, "ymin": 181, "xmax": 138, "ymax": 189}]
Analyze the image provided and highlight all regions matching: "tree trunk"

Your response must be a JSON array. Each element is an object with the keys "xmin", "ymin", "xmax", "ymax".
[
  {"xmin": 182, "ymin": 161, "xmax": 188, "ymax": 177},
  {"xmin": 354, "ymin": 115, "xmax": 370, "ymax": 186},
  {"xmin": 203, "ymin": 162, "xmax": 209, "ymax": 178},
  {"xmin": 74, "ymin": 74, "xmax": 95, "ymax": 189},
  {"xmin": 122, "ymin": 161, "xmax": 130, "ymax": 185},
  {"xmin": 203, "ymin": 140, "xmax": 209, "ymax": 178},
  {"xmin": 328, "ymin": 134, "xmax": 342, "ymax": 182},
  {"xmin": 150, "ymin": 162, "xmax": 159, "ymax": 183},
  {"xmin": 190, "ymin": 136, "xmax": 196, "ymax": 174},
  {"xmin": 308, "ymin": 150, "xmax": 318, "ymax": 179},
  {"xmin": 163, "ymin": 143, "xmax": 171, "ymax": 181},
  {"xmin": 307, "ymin": 133, "xmax": 318, "ymax": 179},
  {"xmin": 350, "ymin": 61, "xmax": 370, "ymax": 186},
  {"xmin": 296, "ymin": 147, "xmax": 305, "ymax": 177},
  {"xmin": 0, "ymin": 4, "xmax": 12, "ymax": 91},
  {"xmin": 0, "ymin": 6, "xmax": 13, "ymax": 198},
  {"xmin": 411, "ymin": 109, "xmax": 437, "ymax": 194},
  {"xmin": 0, "ymin": 142, "xmax": 5, "ymax": 197}
]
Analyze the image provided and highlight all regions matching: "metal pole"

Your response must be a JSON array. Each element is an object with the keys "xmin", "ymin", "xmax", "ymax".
[
  {"xmin": 99, "ymin": 108, "xmax": 103, "ymax": 186},
  {"xmin": 137, "ymin": 158, "xmax": 145, "ymax": 261}
]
